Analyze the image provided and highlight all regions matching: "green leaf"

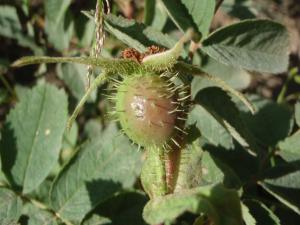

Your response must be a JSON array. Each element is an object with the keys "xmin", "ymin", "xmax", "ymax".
[
  {"xmin": 278, "ymin": 130, "xmax": 300, "ymax": 161},
  {"xmin": 200, "ymin": 151, "xmax": 224, "ymax": 185},
  {"xmin": 144, "ymin": 0, "xmax": 156, "ymax": 25},
  {"xmin": 260, "ymin": 170, "xmax": 300, "ymax": 215},
  {"xmin": 82, "ymin": 215, "xmax": 111, "ymax": 225},
  {"xmin": 295, "ymin": 101, "xmax": 300, "ymax": 127},
  {"xmin": 0, "ymin": 6, "xmax": 43, "ymax": 54},
  {"xmin": 45, "ymin": 10, "xmax": 74, "ymax": 51},
  {"xmin": 15, "ymin": 85, "xmax": 31, "ymax": 99},
  {"xmin": 194, "ymin": 87, "xmax": 258, "ymax": 153},
  {"xmin": 239, "ymin": 96, "xmax": 293, "ymax": 147},
  {"xmin": 44, "ymin": 0, "xmax": 74, "ymax": 51},
  {"xmin": 83, "ymin": 191, "xmax": 147, "ymax": 225},
  {"xmin": 0, "ymin": 188, "xmax": 22, "ymax": 225},
  {"xmin": 75, "ymin": 17, "xmax": 95, "ymax": 47},
  {"xmin": 50, "ymin": 124, "xmax": 142, "ymax": 223},
  {"xmin": 149, "ymin": 1, "xmax": 168, "ymax": 31},
  {"xmin": 201, "ymin": 151, "xmax": 242, "ymax": 189},
  {"xmin": 188, "ymin": 105, "xmax": 233, "ymax": 149},
  {"xmin": 83, "ymin": 119, "xmax": 103, "ymax": 140},
  {"xmin": 241, "ymin": 203, "xmax": 256, "ymax": 225},
  {"xmin": 243, "ymin": 200, "xmax": 280, "ymax": 225},
  {"xmin": 29, "ymin": 178, "xmax": 53, "ymax": 205},
  {"xmin": 0, "ymin": 82, "xmax": 68, "ymax": 193},
  {"xmin": 193, "ymin": 51, "xmax": 251, "ymax": 90},
  {"xmin": 44, "ymin": 0, "xmax": 72, "ymax": 27},
  {"xmin": 57, "ymin": 63, "xmax": 97, "ymax": 102},
  {"xmin": 202, "ymin": 20, "xmax": 289, "ymax": 73},
  {"xmin": 104, "ymin": 14, "xmax": 176, "ymax": 52},
  {"xmin": 0, "ymin": 89, "xmax": 8, "ymax": 104},
  {"xmin": 221, "ymin": 0, "xmax": 256, "ymax": 20},
  {"xmin": 143, "ymin": 184, "xmax": 243, "ymax": 225},
  {"xmin": 22, "ymin": 203, "xmax": 58, "ymax": 225},
  {"xmin": 176, "ymin": 139, "xmax": 242, "ymax": 191},
  {"xmin": 176, "ymin": 62, "xmax": 255, "ymax": 114},
  {"xmin": 161, "ymin": 0, "xmax": 215, "ymax": 37},
  {"xmin": 204, "ymin": 144, "xmax": 258, "ymax": 186}
]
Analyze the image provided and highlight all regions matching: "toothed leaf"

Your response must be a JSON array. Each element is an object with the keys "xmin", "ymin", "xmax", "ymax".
[
  {"xmin": 160, "ymin": 0, "xmax": 215, "ymax": 38},
  {"xmin": 143, "ymin": 184, "xmax": 243, "ymax": 225},
  {"xmin": 176, "ymin": 62, "xmax": 255, "ymax": 114},
  {"xmin": 194, "ymin": 87, "xmax": 258, "ymax": 153},
  {"xmin": 50, "ymin": 124, "xmax": 142, "ymax": 223},
  {"xmin": 104, "ymin": 14, "xmax": 177, "ymax": 51},
  {"xmin": 202, "ymin": 20, "xmax": 289, "ymax": 73},
  {"xmin": 0, "ymin": 82, "xmax": 68, "ymax": 194},
  {"xmin": 0, "ymin": 188, "xmax": 22, "ymax": 225}
]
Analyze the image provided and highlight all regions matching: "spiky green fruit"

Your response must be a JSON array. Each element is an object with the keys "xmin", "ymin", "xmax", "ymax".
[{"xmin": 115, "ymin": 73, "xmax": 186, "ymax": 148}]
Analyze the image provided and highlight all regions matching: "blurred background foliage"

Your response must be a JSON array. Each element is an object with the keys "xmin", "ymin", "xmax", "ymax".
[{"xmin": 0, "ymin": 0, "xmax": 300, "ymax": 225}]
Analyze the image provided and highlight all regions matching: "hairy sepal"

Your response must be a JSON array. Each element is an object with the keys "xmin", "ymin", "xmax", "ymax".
[
  {"xmin": 12, "ymin": 56, "xmax": 141, "ymax": 75},
  {"xmin": 142, "ymin": 29, "xmax": 194, "ymax": 72}
]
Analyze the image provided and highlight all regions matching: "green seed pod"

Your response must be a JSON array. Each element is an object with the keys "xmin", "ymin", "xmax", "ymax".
[{"xmin": 114, "ymin": 72, "xmax": 187, "ymax": 149}]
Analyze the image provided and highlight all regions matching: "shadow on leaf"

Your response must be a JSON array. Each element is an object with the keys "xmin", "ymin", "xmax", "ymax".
[
  {"xmin": 84, "ymin": 181, "xmax": 147, "ymax": 225},
  {"xmin": 0, "ymin": 122, "xmax": 20, "ymax": 191}
]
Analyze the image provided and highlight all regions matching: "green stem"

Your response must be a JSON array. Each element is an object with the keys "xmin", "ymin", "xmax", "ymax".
[
  {"xmin": 0, "ymin": 72, "xmax": 16, "ymax": 99},
  {"xmin": 258, "ymin": 146, "xmax": 277, "ymax": 178},
  {"xmin": 67, "ymin": 71, "xmax": 109, "ymax": 130},
  {"xmin": 277, "ymin": 67, "xmax": 298, "ymax": 104},
  {"xmin": 11, "ymin": 56, "xmax": 140, "ymax": 75}
]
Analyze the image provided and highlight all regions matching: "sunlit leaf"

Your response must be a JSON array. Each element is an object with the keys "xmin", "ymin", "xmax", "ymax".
[
  {"xmin": 202, "ymin": 20, "xmax": 289, "ymax": 73},
  {"xmin": 50, "ymin": 124, "xmax": 142, "ymax": 223},
  {"xmin": 0, "ymin": 83, "xmax": 68, "ymax": 193},
  {"xmin": 143, "ymin": 184, "xmax": 242, "ymax": 225}
]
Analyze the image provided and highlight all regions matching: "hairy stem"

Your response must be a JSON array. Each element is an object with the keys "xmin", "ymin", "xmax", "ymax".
[
  {"xmin": 141, "ymin": 146, "xmax": 168, "ymax": 199},
  {"xmin": 67, "ymin": 71, "xmax": 109, "ymax": 130}
]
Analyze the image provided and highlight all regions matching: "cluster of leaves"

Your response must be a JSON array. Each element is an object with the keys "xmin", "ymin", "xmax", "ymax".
[{"xmin": 0, "ymin": 0, "xmax": 300, "ymax": 225}]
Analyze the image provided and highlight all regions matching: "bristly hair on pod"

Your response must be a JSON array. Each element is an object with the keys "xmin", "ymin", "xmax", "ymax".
[{"xmin": 108, "ymin": 69, "xmax": 190, "ymax": 151}]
